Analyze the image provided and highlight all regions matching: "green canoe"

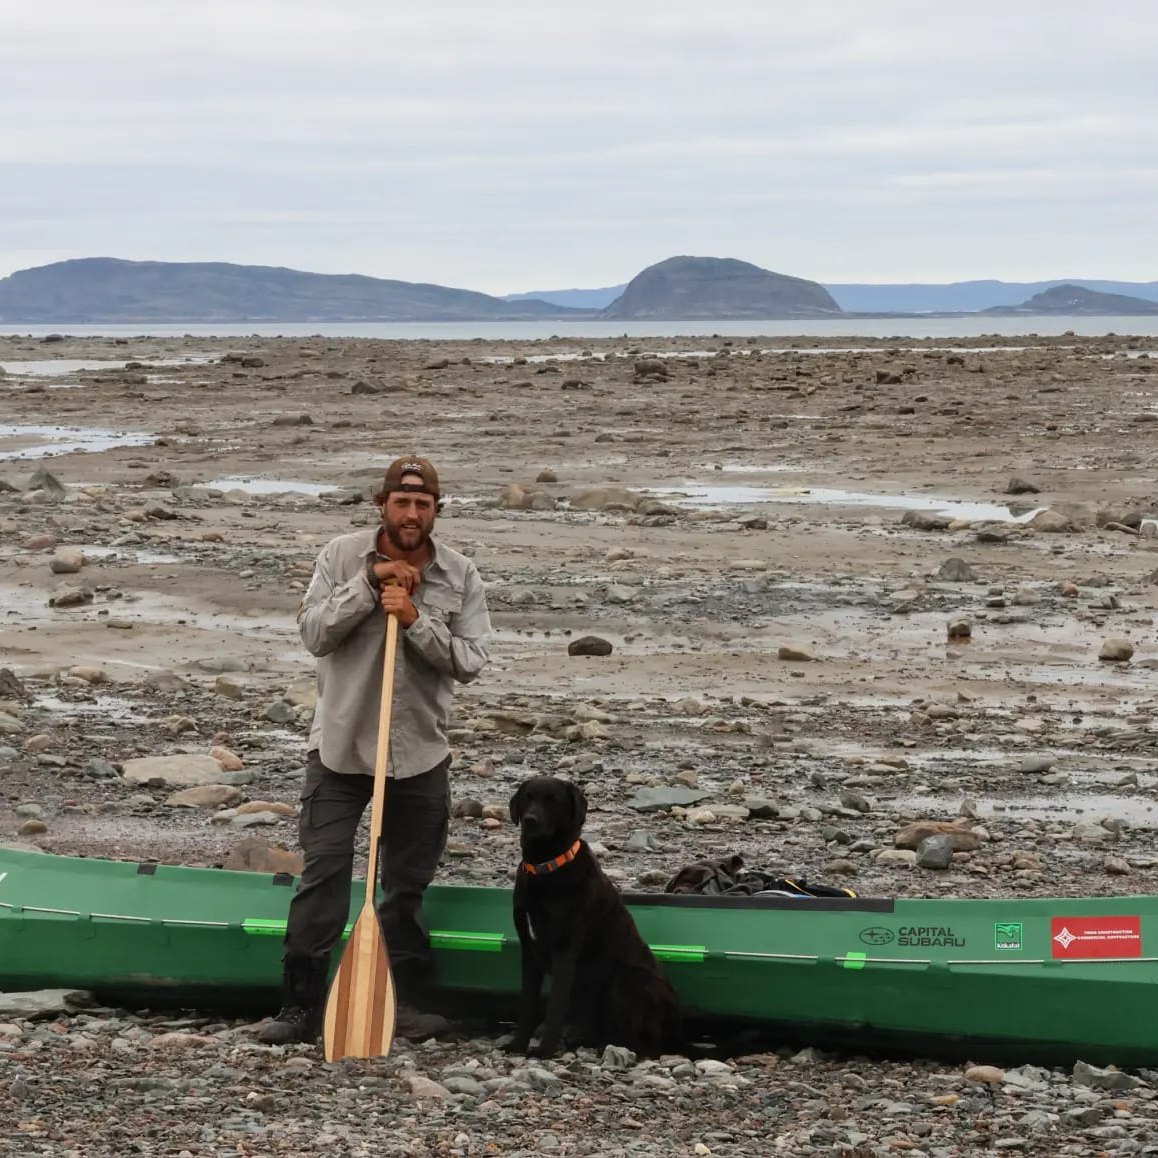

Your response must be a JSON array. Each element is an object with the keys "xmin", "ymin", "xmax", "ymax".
[{"xmin": 2, "ymin": 846, "xmax": 1156, "ymax": 1065}]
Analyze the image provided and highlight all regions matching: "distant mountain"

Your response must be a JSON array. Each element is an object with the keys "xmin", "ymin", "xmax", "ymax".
[
  {"xmin": 982, "ymin": 283, "xmax": 1158, "ymax": 317},
  {"xmin": 511, "ymin": 276, "xmax": 1158, "ymax": 314},
  {"xmin": 0, "ymin": 258, "xmax": 588, "ymax": 323},
  {"xmin": 600, "ymin": 256, "xmax": 841, "ymax": 320},
  {"xmin": 824, "ymin": 279, "xmax": 1158, "ymax": 313},
  {"xmin": 504, "ymin": 285, "xmax": 627, "ymax": 310}
]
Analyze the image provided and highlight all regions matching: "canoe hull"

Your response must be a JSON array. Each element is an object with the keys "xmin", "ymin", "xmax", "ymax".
[{"xmin": 3, "ymin": 847, "xmax": 1157, "ymax": 1065}]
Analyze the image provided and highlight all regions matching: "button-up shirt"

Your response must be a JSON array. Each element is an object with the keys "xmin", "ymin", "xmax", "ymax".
[{"xmin": 298, "ymin": 528, "xmax": 491, "ymax": 779}]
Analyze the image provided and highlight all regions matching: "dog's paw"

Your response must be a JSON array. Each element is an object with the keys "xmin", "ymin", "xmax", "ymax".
[{"xmin": 501, "ymin": 1034, "xmax": 532, "ymax": 1055}]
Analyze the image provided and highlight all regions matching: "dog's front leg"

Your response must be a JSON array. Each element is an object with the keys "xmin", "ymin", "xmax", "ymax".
[
  {"xmin": 508, "ymin": 922, "xmax": 545, "ymax": 1054},
  {"xmin": 534, "ymin": 938, "xmax": 580, "ymax": 1059}
]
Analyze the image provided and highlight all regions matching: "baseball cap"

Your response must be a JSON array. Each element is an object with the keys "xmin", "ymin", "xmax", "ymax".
[{"xmin": 382, "ymin": 455, "xmax": 441, "ymax": 499}]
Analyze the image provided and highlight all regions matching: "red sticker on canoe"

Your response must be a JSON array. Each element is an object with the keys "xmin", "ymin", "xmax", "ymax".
[{"xmin": 1051, "ymin": 916, "xmax": 1142, "ymax": 959}]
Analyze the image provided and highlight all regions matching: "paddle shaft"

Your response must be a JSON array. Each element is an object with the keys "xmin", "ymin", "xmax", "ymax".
[{"xmin": 363, "ymin": 611, "xmax": 399, "ymax": 907}]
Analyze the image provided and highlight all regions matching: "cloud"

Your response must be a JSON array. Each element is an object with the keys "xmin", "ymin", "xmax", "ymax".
[{"xmin": 2, "ymin": 0, "xmax": 1156, "ymax": 290}]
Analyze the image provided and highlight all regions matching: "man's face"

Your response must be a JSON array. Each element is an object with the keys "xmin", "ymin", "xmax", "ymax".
[{"xmin": 381, "ymin": 474, "xmax": 438, "ymax": 551}]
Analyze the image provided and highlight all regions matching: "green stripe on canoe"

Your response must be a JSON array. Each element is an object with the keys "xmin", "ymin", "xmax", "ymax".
[
  {"xmin": 242, "ymin": 918, "xmax": 354, "ymax": 938},
  {"xmin": 431, "ymin": 931, "xmax": 506, "ymax": 953},
  {"xmin": 242, "ymin": 919, "xmax": 705, "ymax": 963},
  {"xmin": 241, "ymin": 921, "xmax": 505, "ymax": 952},
  {"xmin": 651, "ymin": 944, "xmax": 707, "ymax": 964}
]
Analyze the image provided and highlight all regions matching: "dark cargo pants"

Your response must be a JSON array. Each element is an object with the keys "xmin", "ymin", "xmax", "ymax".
[{"xmin": 283, "ymin": 749, "xmax": 451, "ymax": 1004}]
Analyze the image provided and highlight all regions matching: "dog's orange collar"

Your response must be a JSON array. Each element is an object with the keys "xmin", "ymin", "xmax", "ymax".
[{"xmin": 522, "ymin": 840, "xmax": 582, "ymax": 876}]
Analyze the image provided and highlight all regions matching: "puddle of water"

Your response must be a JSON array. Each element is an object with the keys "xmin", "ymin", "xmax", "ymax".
[
  {"xmin": 484, "ymin": 352, "xmax": 601, "ymax": 365},
  {"xmin": 2, "ymin": 359, "xmax": 132, "ymax": 377},
  {"xmin": 0, "ymin": 544, "xmax": 179, "ymax": 566},
  {"xmin": 198, "ymin": 477, "xmax": 341, "ymax": 496},
  {"xmin": 1, "ymin": 356, "xmax": 213, "ymax": 379},
  {"xmin": 36, "ymin": 693, "xmax": 151, "ymax": 724},
  {"xmin": 899, "ymin": 791, "xmax": 1158, "ymax": 827},
  {"xmin": 0, "ymin": 423, "xmax": 155, "ymax": 461},
  {"xmin": 651, "ymin": 483, "xmax": 1045, "ymax": 523},
  {"xmin": 693, "ymin": 462, "xmax": 803, "ymax": 473},
  {"xmin": 483, "ymin": 344, "xmax": 1074, "ymax": 364},
  {"xmin": 0, "ymin": 582, "xmax": 296, "ymax": 639},
  {"xmin": 75, "ymin": 545, "xmax": 180, "ymax": 565}
]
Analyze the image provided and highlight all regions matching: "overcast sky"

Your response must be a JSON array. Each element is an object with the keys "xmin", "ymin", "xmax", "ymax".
[{"xmin": 3, "ymin": 0, "xmax": 1155, "ymax": 292}]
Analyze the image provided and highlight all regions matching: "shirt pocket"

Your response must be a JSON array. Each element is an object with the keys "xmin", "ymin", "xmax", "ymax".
[{"xmin": 420, "ymin": 588, "xmax": 464, "ymax": 624}]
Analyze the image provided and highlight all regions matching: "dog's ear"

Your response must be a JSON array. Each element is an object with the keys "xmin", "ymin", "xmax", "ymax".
[
  {"xmin": 568, "ymin": 781, "xmax": 588, "ymax": 830},
  {"xmin": 509, "ymin": 780, "xmax": 529, "ymax": 825}
]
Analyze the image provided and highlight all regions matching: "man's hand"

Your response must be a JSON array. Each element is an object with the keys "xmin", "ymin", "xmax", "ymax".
[
  {"xmin": 371, "ymin": 559, "xmax": 422, "ymax": 593},
  {"xmin": 379, "ymin": 584, "xmax": 420, "ymax": 628}
]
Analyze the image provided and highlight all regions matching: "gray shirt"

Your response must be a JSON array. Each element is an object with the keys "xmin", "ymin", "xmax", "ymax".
[{"xmin": 298, "ymin": 527, "xmax": 491, "ymax": 779}]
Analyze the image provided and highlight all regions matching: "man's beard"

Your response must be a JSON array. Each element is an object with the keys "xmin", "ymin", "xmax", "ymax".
[{"xmin": 384, "ymin": 520, "xmax": 431, "ymax": 550}]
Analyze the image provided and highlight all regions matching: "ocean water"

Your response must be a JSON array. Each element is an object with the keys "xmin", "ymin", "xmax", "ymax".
[{"xmin": 1, "ymin": 317, "xmax": 1157, "ymax": 341}]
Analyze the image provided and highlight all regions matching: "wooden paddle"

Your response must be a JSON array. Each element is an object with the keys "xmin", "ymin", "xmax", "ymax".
[{"xmin": 323, "ymin": 612, "xmax": 399, "ymax": 1062}]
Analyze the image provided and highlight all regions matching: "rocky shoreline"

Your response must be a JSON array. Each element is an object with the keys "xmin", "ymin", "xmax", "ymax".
[{"xmin": 2, "ymin": 332, "xmax": 1157, "ymax": 1154}]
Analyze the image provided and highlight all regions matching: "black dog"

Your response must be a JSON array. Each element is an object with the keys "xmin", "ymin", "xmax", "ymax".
[{"xmin": 507, "ymin": 775, "xmax": 683, "ymax": 1058}]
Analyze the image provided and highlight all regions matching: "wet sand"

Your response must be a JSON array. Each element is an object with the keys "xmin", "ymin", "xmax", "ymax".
[
  {"xmin": 1, "ymin": 330, "xmax": 1156, "ymax": 877},
  {"xmin": 2, "ymin": 332, "xmax": 1158, "ymax": 1155}
]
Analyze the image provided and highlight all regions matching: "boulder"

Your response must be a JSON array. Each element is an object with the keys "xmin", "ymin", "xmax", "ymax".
[
  {"xmin": 1029, "ymin": 509, "xmax": 1072, "ymax": 533},
  {"xmin": 1005, "ymin": 477, "xmax": 1040, "ymax": 495},
  {"xmin": 282, "ymin": 676, "xmax": 317, "ymax": 710},
  {"xmin": 937, "ymin": 557, "xmax": 977, "ymax": 582},
  {"xmin": 25, "ymin": 468, "xmax": 66, "ymax": 498},
  {"xmin": 569, "ymin": 486, "xmax": 642, "ymax": 511},
  {"xmin": 633, "ymin": 359, "xmax": 669, "ymax": 380},
  {"xmin": 165, "ymin": 784, "xmax": 244, "ymax": 808},
  {"xmin": 915, "ymin": 834, "xmax": 956, "ymax": 869},
  {"xmin": 777, "ymin": 645, "xmax": 814, "ymax": 662},
  {"xmin": 628, "ymin": 786, "xmax": 712, "ymax": 812},
  {"xmin": 49, "ymin": 586, "xmax": 93, "ymax": 608},
  {"xmin": 497, "ymin": 484, "xmax": 538, "ymax": 511},
  {"xmin": 209, "ymin": 745, "xmax": 244, "ymax": 771},
  {"xmin": 121, "ymin": 754, "xmax": 226, "ymax": 787},
  {"xmin": 0, "ymin": 669, "xmax": 31, "ymax": 703},
  {"xmin": 568, "ymin": 635, "xmax": 613, "ymax": 657},
  {"xmin": 895, "ymin": 821, "xmax": 981, "ymax": 852},
  {"xmin": 221, "ymin": 837, "xmax": 303, "ymax": 875},
  {"xmin": 49, "ymin": 547, "xmax": 86, "ymax": 574},
  {"xmin": 1099, "ymin": 638, "xmax": 1134, "ymax": 663},
  {"xmin": 901, "ymin": 510, "xmax": 954, "ymax": 531},
  {"xmin": 0, "ymin": 989, "xmax": 92, "ymax": 1018}
]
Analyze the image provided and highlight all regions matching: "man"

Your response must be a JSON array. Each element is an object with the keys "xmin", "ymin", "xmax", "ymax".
[{"xmin": 259, "ymin": 455, "xmax": 491, "ymax": 1045}]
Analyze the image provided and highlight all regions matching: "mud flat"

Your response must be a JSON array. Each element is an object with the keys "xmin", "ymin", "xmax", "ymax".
[{"xmin": 2, "ymin": 333, "xmax": 1158, "ymax": 1154}]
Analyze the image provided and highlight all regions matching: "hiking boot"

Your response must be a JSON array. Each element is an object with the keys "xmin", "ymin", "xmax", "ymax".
[
  {"xmin": 258, "ymin": 1003, "xmax": 320, "ymax": 1045},
  {"xmin": 258, "ymin": 954, "xmax": 327, "ymax": 1045},
  {"xmin": 394, "ymin": 1002, "xmax": 450, "ymax": 1039}
]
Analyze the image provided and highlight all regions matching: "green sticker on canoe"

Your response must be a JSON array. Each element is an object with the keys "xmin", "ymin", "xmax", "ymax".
[
  {"xmin": 842, "ymin": 951, "xmax": 867, "ymax": 971},
  {"xmin": 995, "ymin": 922, "xmax": 1023, "ymax": 951}
]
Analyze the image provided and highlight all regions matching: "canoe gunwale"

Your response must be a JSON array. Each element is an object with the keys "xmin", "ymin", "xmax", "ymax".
[{"xmin": 619, "ymin": 891, "xmax": 895, "ymax": 913}]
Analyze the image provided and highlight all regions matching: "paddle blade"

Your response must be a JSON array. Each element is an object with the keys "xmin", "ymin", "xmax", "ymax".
[{"xmin": 322, "ymin": 908, "xmax": 396, "ymax": 1061}]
